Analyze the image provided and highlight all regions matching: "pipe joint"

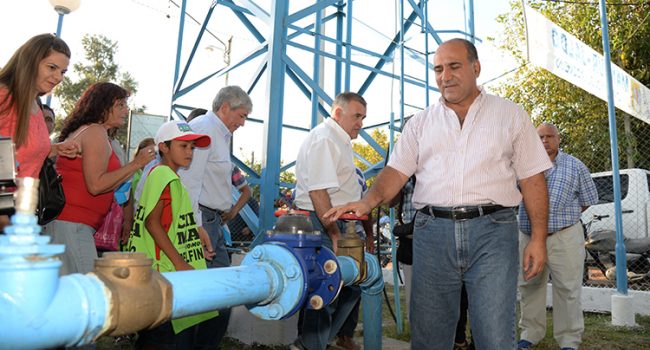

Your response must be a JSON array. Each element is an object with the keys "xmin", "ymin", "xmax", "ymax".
[
  {"xmin": 92, "ymin": 252, "xmax": 173, "ymax": 337},
  {"xmin": 359, "ymin": 252, "xmax": 384, "ymax": 296},
  {"xmin": 336, "ymin": 221, "xmax": 367, "ymax": 284}
]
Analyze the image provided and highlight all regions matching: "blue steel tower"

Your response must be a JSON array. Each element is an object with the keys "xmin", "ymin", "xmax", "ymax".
[{"xmin": 169, "ymin": 0, "xmax": 476, "ymax": 240}]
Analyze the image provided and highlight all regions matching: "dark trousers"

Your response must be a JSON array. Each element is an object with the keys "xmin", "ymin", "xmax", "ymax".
[
  {"xmin": 135, "ymin": 321, "xmax": 195, "ymax": 350},
  {"xmin": 194, "ymin": 308, "xmax": 232, "ymax": 350},
  {"xmin": 337, "ymin": 293, "xmax": 361, "ymax": 338},
  {"xmin": 455, "ymin": 284, "xmax": 471, "ymax": 343},
  {"xmin": 196, "ymin": 205, "xmax": 232, "ymax": 349}
]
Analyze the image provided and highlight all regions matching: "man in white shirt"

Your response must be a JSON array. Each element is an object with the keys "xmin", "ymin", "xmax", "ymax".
[
  {"xmin": 325, "ymin": 38, "xmax": 552, "ymax": 349},
  {"xmin": 178, "ymin": 85, "xmax": 252, "ymax": 349},
  {"xmin": 292, "ymin": 92, "xmax": 367, "ymax": 350}
]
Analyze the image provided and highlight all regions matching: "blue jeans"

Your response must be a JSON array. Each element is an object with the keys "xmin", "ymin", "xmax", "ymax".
[
  {"xmin": 198, "ymin": 206, "xmax": 231, "ymax": 348},
  {"xmin": 410, "ymin": 208, "xmax": 519, "ymax": 350},
  {"xmin": 296, "ymin": 212, "xmax": 361, "ymax": 350},
  {"xmin": 200, "ymin": 206, "xmax": 230, "ymax": 268}
]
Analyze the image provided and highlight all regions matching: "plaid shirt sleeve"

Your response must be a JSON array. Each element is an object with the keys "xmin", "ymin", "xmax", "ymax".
[
  {"xmin": 519, "ymin": 152, "xmax": 598, "ymax": 234},
  {"xmin": 576, "ymin": 159, "xmax": 599, "ymax": 207},
  {"xmin": 402, "ymin": 177, "xmax": 417, "ymax": 223}
]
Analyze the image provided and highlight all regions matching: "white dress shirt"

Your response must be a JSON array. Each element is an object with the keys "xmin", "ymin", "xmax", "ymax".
[
  {"xmin": 388, "ymin": 88, "xmax": 552, "ymax": 208},
  {"xmin": 178, "ymin": 110, "xmax": 233, "ymax": 226},
  {"xmin": 294, "ymin": 118, "xmax": 362, "ymax": 211}
]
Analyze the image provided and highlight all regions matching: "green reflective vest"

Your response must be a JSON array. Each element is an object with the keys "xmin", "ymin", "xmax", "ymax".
[{"xmin": 128, "ymin": 165, "xmax": 217, "ymax": 334}]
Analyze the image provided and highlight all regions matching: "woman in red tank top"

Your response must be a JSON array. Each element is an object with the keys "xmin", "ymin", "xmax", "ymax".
[{"xmin": 44, "ymin": 82, "xmax": 156, "ymax": 275}]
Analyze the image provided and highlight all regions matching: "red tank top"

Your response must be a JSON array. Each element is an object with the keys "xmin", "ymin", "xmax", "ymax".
[{"xmin": 56, "ymin": 150, "xmax": 122, "ymax": 230}]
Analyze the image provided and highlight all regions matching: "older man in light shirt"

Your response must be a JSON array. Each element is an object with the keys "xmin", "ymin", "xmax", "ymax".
[{"xmin": 178, "ymin": 85, "xmax": 252, "ymax": 349}]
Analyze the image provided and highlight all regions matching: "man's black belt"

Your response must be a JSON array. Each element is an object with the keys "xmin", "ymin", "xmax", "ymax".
[
  {"xmin": 418, "ymin": 205, "xmax": 511, "ymax": 221},
  {"xmin": 199, "ymin": 204, "xmax": 225, "ymax": 215}
]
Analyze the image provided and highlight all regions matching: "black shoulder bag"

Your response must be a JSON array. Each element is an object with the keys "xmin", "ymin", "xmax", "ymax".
[
  {"xmin": 37, "ymin": 156, "xmax": 65, "ymax": 225},
  {"xmin": 395, "ymin": 177, "xmax": 415, "ymax": 265}
]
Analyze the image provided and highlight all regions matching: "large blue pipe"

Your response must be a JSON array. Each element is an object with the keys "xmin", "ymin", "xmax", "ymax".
[
  {"xmin": 0, "ymin": 211, "xmax": 109, "ymax": 349},
  {"xmin": 0, "ymin": 213, "xmax": 384, "ymax": 349}
]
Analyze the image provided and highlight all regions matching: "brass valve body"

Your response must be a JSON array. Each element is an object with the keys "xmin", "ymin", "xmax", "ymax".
[{"xmin": 92, "ymin": 252, "xmax": 173, "ymax": 336}]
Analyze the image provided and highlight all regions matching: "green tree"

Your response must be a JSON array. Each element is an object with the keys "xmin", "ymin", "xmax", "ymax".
[
  {"xmin": 242, "ymin": 157, "xmax": 296, "ymax": 203},
  {"xmin": 492, "ymin": 1, "xmax": 650, "ymax": 172},
  {"xmin": 352, "ymin": 129, "xmax": 391, "ymax": 188},
  {"xmin": 352, "ymin": 129, "xmax": 394, "ymax": 219},
  {"xmin": 54, "ymin": 34, "xmax": 140, "ymax": 146}
]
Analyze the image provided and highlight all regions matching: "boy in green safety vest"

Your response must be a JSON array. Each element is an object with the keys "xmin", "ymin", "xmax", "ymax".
[{"xmin": 128, "ymin": 120, "xmax": 217, "ymax": 349}]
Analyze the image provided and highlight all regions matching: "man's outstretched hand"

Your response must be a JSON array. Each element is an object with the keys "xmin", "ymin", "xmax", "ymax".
[{"xmin": 323, "ymin": 201, "xmax": 372, "ymax": 223}]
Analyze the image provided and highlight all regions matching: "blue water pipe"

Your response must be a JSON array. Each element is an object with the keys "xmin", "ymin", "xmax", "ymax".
[
  {"xmin": 330, "ymin": 252, "xmax": 383, "ymax": 350},
  {"xmin": 0, "ymin": 186, "xmax": 384, "ymax": 350}
]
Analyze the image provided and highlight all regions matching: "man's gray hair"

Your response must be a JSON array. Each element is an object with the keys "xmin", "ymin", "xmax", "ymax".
[
  {"xmin": 332, "ymin": 92, "xmax": 366, "ymax": 110},
  {"xmin": 539, "ymin": 122, "xmax": 560, "ymax": 135},
  {"xmin": 212, "ymin": 86, "xmax": 253, "ymax": 113}
]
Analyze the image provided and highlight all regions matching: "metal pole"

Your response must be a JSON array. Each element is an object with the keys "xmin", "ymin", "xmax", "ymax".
[
  {"xmin": 258, "ymin": 0, "xmax": 289, "ymax": 235},
  {"xmin": 391, "ymin": 0, "xmax": 406, "ymax": 334},
  {"xmin": 172, "ymin": 0, "xmax": 188, "ymax": 99},
  {"xmin": 467, "ymin": 0, "xmax": 475, "ymax": 43},
  {"xmin": 424, "ymin": 0, "xmax": 429, "ymax": 107},
  {"xmin": 46, "ymin": 12, "xmax": 66, "ymax": 106},
  {"xmin": 311, "ymin": 7, "xmax": 323, "ymax": 128},
  {"xmin": 55, "ymin": 12, "xmax": 64, "ymax": 38},
  {"xmin": 598, "ymin": 0, "xmax": 628, "ymax": 295},
  {"xmin": 344, "ymin": 0, "xmax": 353, "ymax": 92},
  {"xmin": 335, "ymin": 2, "xmax": 344, "ymax": 96}
]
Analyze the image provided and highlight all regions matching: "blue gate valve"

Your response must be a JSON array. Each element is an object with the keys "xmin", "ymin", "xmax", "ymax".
[{"xmin": 255, "ymin": 210, "xmax": 342, "ymax": 316}]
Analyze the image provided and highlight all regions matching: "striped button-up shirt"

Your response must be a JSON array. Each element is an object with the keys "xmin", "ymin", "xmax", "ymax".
[
  {"xmin": 518, "ymin": 151, "xmax": 598, "ymax": 234},
  {"xmin": 388, "ymin": 88, "xmax": 552, "ymax": 208}
]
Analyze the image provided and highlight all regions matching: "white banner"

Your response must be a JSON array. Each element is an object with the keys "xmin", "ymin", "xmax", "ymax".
[{"xmin": 525, "ymin": 6, "xmax": 650, "ymax": 124}]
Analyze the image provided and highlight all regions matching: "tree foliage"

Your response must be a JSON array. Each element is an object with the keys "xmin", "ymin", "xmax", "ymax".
[
  {"xmin": 54, "ymin": 34, "xmax": 140, "ymax": 147},
  {"xmin": 242, "ymin": 158, "xmax": 296, "ymax": 202},
  {"xmin": 492, "ymin": 1, "xmax": 650, "ymax": 172},
  {"xmin": 352, "ymin": 129, "xmax": 391, "ymax": 188},
  {"xmin": 55, "ymin": 34, "xmax": 139, "ymax": 115}
]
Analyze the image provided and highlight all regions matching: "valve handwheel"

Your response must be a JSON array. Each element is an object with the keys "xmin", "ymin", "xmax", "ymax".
[{"xmin": 338, "ymin": 212, "xmax": 369, "ymax": 221}]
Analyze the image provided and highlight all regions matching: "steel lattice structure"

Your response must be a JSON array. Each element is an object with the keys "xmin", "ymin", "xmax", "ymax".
[{"xmin": 169, "ymin": 0, "xmax": 476, "ymax": 240}]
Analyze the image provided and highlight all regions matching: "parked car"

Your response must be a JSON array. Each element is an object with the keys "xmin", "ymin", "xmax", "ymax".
[{"xmin": 581, "ymin": 168, "xmax": 650, "ymax": 239}]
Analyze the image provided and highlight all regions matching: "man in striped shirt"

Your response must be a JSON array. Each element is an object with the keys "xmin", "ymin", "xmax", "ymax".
[
  {"xmin": 517, "ymin": 123, "xmax": 598, "ymax": 350},
  {"xmin": 325, "ymin": 38, "xmax": 552, "ymax": 349}
]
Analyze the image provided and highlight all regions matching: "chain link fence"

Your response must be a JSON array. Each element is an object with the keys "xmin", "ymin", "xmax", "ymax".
[{"xmin": 581, "ymin": 168, "xmax": 650, "ymax": 291}]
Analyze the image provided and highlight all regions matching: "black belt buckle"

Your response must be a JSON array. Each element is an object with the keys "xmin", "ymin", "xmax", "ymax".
[{"xmin": 451, "ymin": 206, "xmax": 472, "ymax": 221}]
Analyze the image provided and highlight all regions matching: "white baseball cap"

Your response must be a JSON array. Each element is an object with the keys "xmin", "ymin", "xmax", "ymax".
[{"xmin": 154, "ymin": 120, "xmax": 211, "ymax": 148}]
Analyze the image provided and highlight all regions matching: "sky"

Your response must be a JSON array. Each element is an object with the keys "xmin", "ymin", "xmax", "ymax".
[{"xmin": 0, "ymin": 0, "xmax": 518, "ymax": 163}]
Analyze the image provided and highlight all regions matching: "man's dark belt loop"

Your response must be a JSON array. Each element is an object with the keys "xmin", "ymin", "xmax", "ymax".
[{"xmin": 418, "ymin": 204, "xmax": 510, "ymax": 221}]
